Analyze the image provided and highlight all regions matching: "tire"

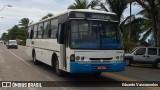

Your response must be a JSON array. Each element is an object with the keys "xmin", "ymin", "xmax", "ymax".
[
  {"xmin": 32, "ymin": 52, "xmax": 39, "ymax": 65},
  {"xmin": 125, "ymin": 59, "xmax": 131, "ymax": 66},
  {"xmin": 55, "ymin": 60, "xmax": 65, "ymax": 76},
  {"xmin": 155, "ymin": 61, "xmax": 160, "ymax": 69}
]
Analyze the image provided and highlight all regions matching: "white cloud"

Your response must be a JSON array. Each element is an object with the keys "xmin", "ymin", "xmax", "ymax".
[{"xmin": 0, "ymin": 0, "xmax": 75, "ymax": 37}]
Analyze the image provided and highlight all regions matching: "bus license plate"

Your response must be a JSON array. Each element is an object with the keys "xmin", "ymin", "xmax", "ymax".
[{"xmin": 97, "ymin": 66, "xmax": 106, "ymax": 70}]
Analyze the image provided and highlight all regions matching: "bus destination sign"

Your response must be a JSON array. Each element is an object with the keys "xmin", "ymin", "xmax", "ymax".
[
  {"xmin": 91, "ymin": 14, "xmax": 111, "ymax": 20},
  {"xmin": 69, "ymin": 11, "xmax": 118, "ymax": 21}
]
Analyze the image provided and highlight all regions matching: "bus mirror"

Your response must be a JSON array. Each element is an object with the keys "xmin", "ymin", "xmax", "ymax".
[{"xmin": 57, "ymin": 23, "xmax": 65, "ymax": 44}]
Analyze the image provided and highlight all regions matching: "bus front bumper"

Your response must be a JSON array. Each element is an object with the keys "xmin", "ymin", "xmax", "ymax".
[{"xmin": 70, "ymin": 61, "xmax": 125, "ymax": 73}]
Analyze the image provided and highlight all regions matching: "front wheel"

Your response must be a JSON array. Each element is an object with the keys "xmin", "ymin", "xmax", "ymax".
[{"xmin": 55, "ymin": 60, "xmax": 65, "ymax": 76}]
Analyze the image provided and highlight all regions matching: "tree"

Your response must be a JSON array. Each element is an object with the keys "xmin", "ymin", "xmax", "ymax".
[
  {"xmin": 41, "ymin": 13, "xmax": 53, "ymax": 20},
  {"xmin": 121, "ymin": 15, "xmax": 148, "ymax": 51},
  {"xmin": 99, "ymin": 0, "xmax": 128, "ymax": 23},
  {"xmin": 68, "ymin": 0, "xmax": 89, "ymax": 9},
  {"xmin": 68, "ymin": 0, "xmax": 98, "ymax": 9},
  {"xmin": 7, "ymin": 25, "xmax": 20, "ymax": 40},
  {"xmin": 1, "ymin": 33, "xmax": 8, "ymax": 41},
  {"xmin": 19, "ymin": 18, "xmax": 29, "ymax": 30},
  {"xmin": 133, "ymin": 0, "xmax": 159, "ymax": 46}
]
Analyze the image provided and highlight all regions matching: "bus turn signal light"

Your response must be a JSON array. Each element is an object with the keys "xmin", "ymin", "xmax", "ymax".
[{"xmin": 70, "ymin": 54, "xmax": 75, "ymax": 62}]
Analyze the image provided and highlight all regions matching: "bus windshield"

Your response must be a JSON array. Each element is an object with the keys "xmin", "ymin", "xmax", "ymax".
[{"xmin": 70, "ymin": 20, "xmax": 123, "ymax": 49}]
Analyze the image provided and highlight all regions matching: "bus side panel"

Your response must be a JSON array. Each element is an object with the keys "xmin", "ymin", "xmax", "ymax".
[
  {"xmin": 35, "ymin": 48, "xmax": 41, "ymax": 61},
  {"xmin": 41, "ymin": 50, "xmax": 54, "ymax": 66},
  {"xmin": 26, "ymin": 39, "xmax": 32, "ymax": 57},
  {"xmin": 26, "ymin": 46, "xmax": 32, "ymax": 57}
]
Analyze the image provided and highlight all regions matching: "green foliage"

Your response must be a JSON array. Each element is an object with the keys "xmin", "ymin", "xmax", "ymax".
[
  {"xmin": 68, "ymin": 0, "xmax": 98, "ymax": 9},
  {"xmin": 41, "ymin": 13, "xmax": 53, "ymax": 20},
  {"xmin": 18, "ymin": 40, "xmax": 26, "ymax": 46},
  {"xmin": 1, "ymin": 18, "xmax": 29, "ymax": 45},
  {"xmin": 19, "ymin": 18, "xmax": 29, "ymax": 30},
  {"xmin": 134, "ymin": 0, "xmax": 160, "ymax": 46},
  {"xmin": 68, "ymin": 0, "xmax": 89, "ymax": 9},
  {"xmin": 105, "ymin": 0, "xmax": 128, "ymax": 23},
  {"xmin": 7, "ymin": 25, "xmax": 20, "ymax": 40},
  {"xmin": 1, "ymin": 33, "xmax": 8, "ymax": 41}
]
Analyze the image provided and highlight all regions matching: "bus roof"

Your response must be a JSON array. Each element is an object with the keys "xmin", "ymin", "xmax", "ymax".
[{"xmin": 29, "ymin": 9, "xmax": 117, "ymax": 26}]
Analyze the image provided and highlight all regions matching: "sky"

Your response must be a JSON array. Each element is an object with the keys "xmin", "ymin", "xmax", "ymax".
[{"xmin": 0, "ymin": 0, "xmax": 142, "ymax": 37}]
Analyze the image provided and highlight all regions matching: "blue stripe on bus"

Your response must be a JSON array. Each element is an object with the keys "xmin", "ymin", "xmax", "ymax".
[{"xmin": 70, "ymin": 61, "xmax": 125, "ymax": 73}]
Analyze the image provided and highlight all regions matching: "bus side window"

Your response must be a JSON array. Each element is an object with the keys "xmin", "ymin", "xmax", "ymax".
[
  {"xmin": 33, "ymin": 25, "xmax": 38, "ymax": 38},
  {"xmin": 50, "ymin": 19, "xmax": 58, "ymax": 39},
  {"xmin": 43, "ymin": 21, "xmax": 50, "ymax": 39}
]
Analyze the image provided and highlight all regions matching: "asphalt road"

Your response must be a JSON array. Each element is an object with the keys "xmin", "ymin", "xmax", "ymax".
[{"xmin": 0, "ymin": 44, "xmax": 160, "ymax": 90}]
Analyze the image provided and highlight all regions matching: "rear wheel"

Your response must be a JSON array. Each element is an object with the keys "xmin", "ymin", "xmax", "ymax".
[
  {"xmin": 125, "ymin": 59, "xmax": 131, "ymax": 66},
  {"xmin": 32, "ymin": 52, "xmax": 39, "ymax": 65}
]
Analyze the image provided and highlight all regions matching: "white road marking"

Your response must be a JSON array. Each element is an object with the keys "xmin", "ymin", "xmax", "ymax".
[{"xmin": 6, "ymin": 49, "xmax": 31, "ymax": 67}]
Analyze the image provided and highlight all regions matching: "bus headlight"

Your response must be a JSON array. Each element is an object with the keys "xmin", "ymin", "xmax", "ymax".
[
  {"xmin": 116, "ymin": 56, "xmax": 119, "ymax": 60},
  {"xmin": 70, "ymin": 54, "xmax": 75, "ymax": 62},
  {"xmin": 81, "ymin": 56, "xmax": 85, "ymax": 60},
  {"xmin": 76, "ymin": 56, "xmax": 80, "ymax": 60}
]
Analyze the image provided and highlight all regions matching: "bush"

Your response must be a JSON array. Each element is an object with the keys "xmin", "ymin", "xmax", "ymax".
[{"xmin": 18, "ymin": 41, "xmax": 26, "ymax": 46}]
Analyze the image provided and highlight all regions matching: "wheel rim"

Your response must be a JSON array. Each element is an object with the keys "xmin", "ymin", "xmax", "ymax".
[
  {"xmin": 157, "ymin": 62, "xmax": 160, "ymax": 69},
  {"xmin": 125, "ymin": 59, "xmax": 130, "ymax": 65}
]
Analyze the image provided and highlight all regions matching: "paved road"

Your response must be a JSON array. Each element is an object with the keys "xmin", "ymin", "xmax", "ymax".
[{"xmin": 0, "ymin": 44, "xmax": 159, "ymax": 90}]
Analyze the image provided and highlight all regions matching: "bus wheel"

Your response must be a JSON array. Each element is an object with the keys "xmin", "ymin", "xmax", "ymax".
[
  {"xmin": 33, "ymin": 52, "xmax": 39, "ymax": 65},
  {"xmin": 55, "ymin": 60, "xmax": 64, "ymax": 76}
]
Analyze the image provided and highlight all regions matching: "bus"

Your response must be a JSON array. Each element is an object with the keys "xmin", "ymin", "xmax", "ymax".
[{"xmin": 26, "ymin": 9, "xmax": 125, "ymax": 76}]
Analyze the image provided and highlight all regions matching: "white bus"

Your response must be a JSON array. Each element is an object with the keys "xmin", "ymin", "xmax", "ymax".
[{"xmin": 26, "ymin": 9, "xmax": 125, "ymax": 76}]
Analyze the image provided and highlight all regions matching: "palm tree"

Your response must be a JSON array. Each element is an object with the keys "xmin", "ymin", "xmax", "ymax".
[
  {"xmin": 18, "ymin": 18, "xmax": 30, "ymax": 44},
  {"xmin": 19, "ymin": 18, "xmax": 29, "ymax": 30},
  {"xmin": 121, "ymin": 15, "xmax": 148, "ymax": 51},
  {"xmin": 68, "ymin": 0, "xmax": 89, "ymax": 9},
  {"xmin": 100, "ymin": 0, "xmax": 128, "ymax": 23},
  {"xmin": 68, "ymin": 0, "xmax": 98, "ymax": 9},
  {"xmin": 41, "ymin": 13, "xmax": 53, "ymax": 20},
  {"xmin": 134, "ymin": 0, "xmax": 159, "ymax": 46},
  {"xmin": 135, "ymin": 9, "xmax": 153, "ymax": 42},
  {"xmin": 97, "ymin": 0, "xmax": 135, "ymax": 51}
]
